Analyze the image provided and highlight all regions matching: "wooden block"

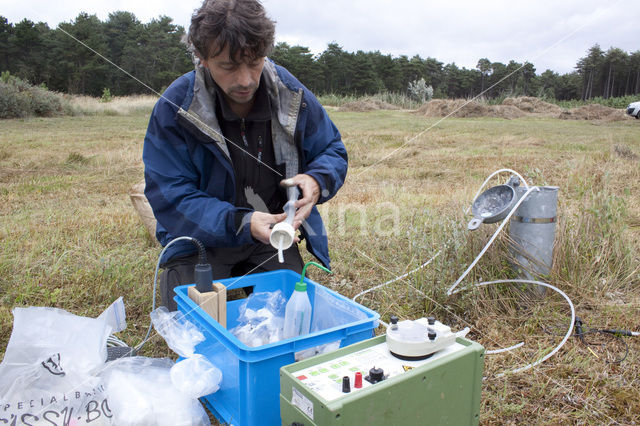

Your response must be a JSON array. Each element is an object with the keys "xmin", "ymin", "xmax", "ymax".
[
  {"xmin": 187, "ymin": 283, "xmax": 227, "ymax": 328},
  {"xmin": 188, "ymin": 286, "xmax": 219, "ymax": 323},
  {"xmin": 213, "ymin": 282, "xmax": 227, "ymax": 328}
]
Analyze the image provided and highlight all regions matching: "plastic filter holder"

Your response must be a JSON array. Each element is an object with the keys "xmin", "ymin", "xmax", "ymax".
[
  {"xmin": 386, "ymin": 317, "xmax": 456, "ymax": 360},
  {"xmin": 270, "ymin": 222, "xmax": 295, "ymax": 250}
]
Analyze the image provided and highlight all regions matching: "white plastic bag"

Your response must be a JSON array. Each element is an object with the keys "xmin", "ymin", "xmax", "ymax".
[
  {"xmin": 230, "ymin": 291, "xmax": 287, "ymax": 347},
  {"xmin": 98, "ymin": 296, "xmax": 127, "ymax": 333},
  {"xmin": 0, "ymin": 303, "xmax": 215, "ymax": 426},
  {"xmin": 150, "ymin": 307, "xmax": 222, "ymax": 398},
  {"xmin": 295, "ymin": 287, "xmax": 368, "ymax": 360},
  {"xmin": 100, "ymin": 356, "xmax": 210, "ymax": 426},
  {"xmin": 311, "ymin": 286, "xmax": 368, "ymax": 332},
  {"xmin": 0, "ymin": 306, "xmax": 114, "ymax": 425},
  {"xmin": 170, "ymin": 354, "xmax": 222, "ymax": 398},
  {"xmin": 150, "ymin": 307, "xmax": 204, "ymax": 358}
]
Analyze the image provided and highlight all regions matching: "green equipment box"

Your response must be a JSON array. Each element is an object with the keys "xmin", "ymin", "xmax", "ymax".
[{"xmin": 280, "ymin": 335, "xmax": 484, "ymax": 425}]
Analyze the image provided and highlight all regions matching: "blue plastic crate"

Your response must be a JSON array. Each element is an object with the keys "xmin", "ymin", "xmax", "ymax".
[{"xmin": 175, "ymin": 269, "xmax": 379, "ymax": 426}]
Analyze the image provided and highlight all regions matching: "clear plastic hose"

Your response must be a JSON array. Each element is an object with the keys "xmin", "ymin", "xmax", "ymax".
[{"xmin": 451, "ymin": 279, "xmax": 575, "ymax": 378}]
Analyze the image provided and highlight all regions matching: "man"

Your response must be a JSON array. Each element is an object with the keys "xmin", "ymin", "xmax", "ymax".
[{"xmin": 143, "ymin": 0, "xmax": 347, "ymax": 310}]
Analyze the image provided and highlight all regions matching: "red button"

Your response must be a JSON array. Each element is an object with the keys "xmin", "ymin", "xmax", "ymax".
[
  {"xmin": 354, "ymin": 372, "xmax": 363, "ymax": 388},
  {"xmin": 297, "ymin": 375, "xmax": 307, "ymax": 381}
]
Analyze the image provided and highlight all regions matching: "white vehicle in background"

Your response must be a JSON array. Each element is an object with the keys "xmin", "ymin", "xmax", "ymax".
[{"xmin": 627, "ymin": 101, "xmax": 640, "ymax": 119}]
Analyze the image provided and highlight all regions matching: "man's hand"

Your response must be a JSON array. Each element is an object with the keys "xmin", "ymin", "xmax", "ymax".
[
  {"xmin": 250, "ymin": 211, "xmax": 285, "ymax": 245},
  {"xmin": 250, "ymin": 211, "xmax": 300, "ymax": 245},
  {"xmin": 286, "ymin": 174, "xmax": 320, "ymax": 229}
]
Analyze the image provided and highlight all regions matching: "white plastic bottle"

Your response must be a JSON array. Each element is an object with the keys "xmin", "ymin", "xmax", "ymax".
[
  {"xmin": 283, "ymin": 262, "xmax": 332, "ymax": 340},
  {"xmin": 283, "ymin": 280, "xmax": 312, "ymax": 339}
]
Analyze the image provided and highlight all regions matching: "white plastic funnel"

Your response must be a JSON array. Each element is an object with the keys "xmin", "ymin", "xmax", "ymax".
[{"xmin": 270, "ymin": 222, "xmax": 295, "ymax": 251}]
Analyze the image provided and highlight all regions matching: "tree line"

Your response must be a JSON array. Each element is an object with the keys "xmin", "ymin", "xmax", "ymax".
[
  {"xmin": 0, "ymin": 12, "xmax": 192, "ymax": 96},
  {"xmin": 272, "ymin": 42, "xmax": 640, "ymax": 101},
  {"xmin": 2, "ymin": 13, "xmax": 639, "ymax": 101}
]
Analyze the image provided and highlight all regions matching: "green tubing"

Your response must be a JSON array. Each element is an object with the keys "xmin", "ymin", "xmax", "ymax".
[{"xmin": 296, "ymin": 261, "xmax": 332, "ymax": 291}]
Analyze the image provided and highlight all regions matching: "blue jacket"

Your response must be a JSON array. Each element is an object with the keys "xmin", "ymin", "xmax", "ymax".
[{"xmin": 143, "ymin": 60, "xmax": 347, "ymax": 267}]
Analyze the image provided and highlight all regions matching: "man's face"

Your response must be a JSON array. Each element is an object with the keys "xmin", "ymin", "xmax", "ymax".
[{"xmin": 202, "ymin": 44, "xmax": 265, "ymax": 109}]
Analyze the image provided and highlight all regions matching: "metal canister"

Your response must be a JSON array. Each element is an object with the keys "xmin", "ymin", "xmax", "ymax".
[{"xmin": 509, "ymin": 186, "xmax": 559, "ymax": 279}]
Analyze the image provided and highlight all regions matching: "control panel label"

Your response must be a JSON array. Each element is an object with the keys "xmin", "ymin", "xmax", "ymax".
[{"xmin": 291, "ymin": 387, "xmax": 314, "ymax": 420}]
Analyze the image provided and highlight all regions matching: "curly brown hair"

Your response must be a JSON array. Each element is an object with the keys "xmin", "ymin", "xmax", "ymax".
[{"xmin": 188, "ymin": 0, "xmax": 276, "ymax": 62}]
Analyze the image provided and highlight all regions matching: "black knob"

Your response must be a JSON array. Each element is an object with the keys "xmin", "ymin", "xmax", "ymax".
[
  {"xmin": 390, "ymin": 315, "xmax": 398, "ymax": 325},
  {"xmin": 427, "ymin": 317, "xmax": 435, "ymax": 325},
  {"xmin": 428, "ymin": 328, "xmax": 437, "ymax": 341},
  {"xmin": 342, "ymin": 376, "xmax": 351, "ymax": 393},
  {"xmin": 366, "ymin": 367, "xmax": 384, "ymax": 384}
]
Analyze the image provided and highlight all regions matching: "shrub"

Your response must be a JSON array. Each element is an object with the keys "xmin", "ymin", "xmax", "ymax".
[
  {"xmin": 408, "ymin": 78, "xmax": 433, "ymax": 104},
  {"xmin": 0, "ymin": 72, "xmax": 72, "ymax": 119},
  {"xmin": 101, "ymin": 88, "xmax": 112, "ymax": 103},
  {"xmin": 0, "ymin": 81, "xmax": 30, "ymax": 119}
]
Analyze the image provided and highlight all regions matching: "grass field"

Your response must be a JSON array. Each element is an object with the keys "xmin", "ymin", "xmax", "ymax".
[{"xmin": 1, "ymin": 103, "xmax": 639, "ymax": 424}]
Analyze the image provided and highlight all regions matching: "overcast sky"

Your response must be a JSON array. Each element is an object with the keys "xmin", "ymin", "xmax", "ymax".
[{"xmin": 2, "ymin": 0, "xmax": 637, "ymax": 74}]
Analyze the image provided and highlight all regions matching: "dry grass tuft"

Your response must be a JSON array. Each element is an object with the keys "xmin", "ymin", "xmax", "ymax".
[
  {"xmin": 416, "ymin": 99, "xmax": 524, "ymax": 119},
  {"xmin": 558, "ymin": 103, "xmax": 629, "ymax": 121},
  {"xmin": 68, "ymin": 94, "xmax": 157, "ymax": 116},
  {"xmin": 614, "ymin": 144, "xmax": 639, "ymax": 160},
  {"xmin": 338, "ymin": 98, "xmax": 402, "ymax": 112},
  {"xmin": 502, "ymin": 96, "xmax": 564, "ymax": 115},
  {"xmin": 410, "ymin": 97, "xmax": 633, "ymax": 122}
]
